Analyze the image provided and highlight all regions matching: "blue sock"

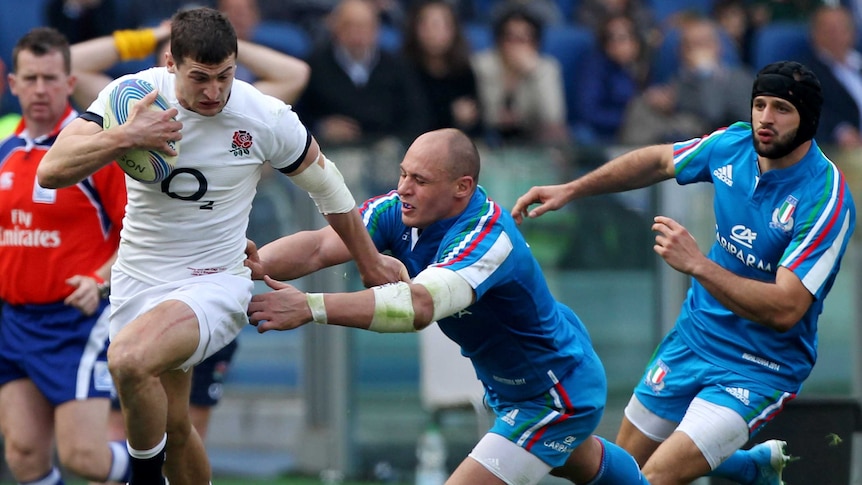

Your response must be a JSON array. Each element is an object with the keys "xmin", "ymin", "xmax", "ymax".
[
  {"xmin": 584, "ymin": 436, "xmax": 651, "ymax": 485},
  {"xmin": 18, "ymin": 467, "xmax": 64, "ymax": 485},
  {"xmin": 709, "ymin": 449, "xmax": 756, "ymax": 483}
]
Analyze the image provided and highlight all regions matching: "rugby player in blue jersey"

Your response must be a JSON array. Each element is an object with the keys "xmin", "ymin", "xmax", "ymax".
[
  {"xmin": 245, "ymin": 127, "xmax": 650, "ymax": 485},
  {"xmin": 512, "ymin": 61, "xmax": 856, "ymax": 485}
]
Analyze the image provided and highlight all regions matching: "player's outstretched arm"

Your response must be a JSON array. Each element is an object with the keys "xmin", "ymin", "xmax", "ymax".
[
  {"xmin": 246, "ymin": 226, "xmax": 352, "ymax": 281},
  {"xmin": 249, "ymin": 267, "xmax": 471, "ymax": 334},
  {"xmin": 286, "ymin": 138, "xmax": 407, "ymax": 286},
  {"xmin": 511, "ymin": 144, "xmax": 676, "ymax": 223}
]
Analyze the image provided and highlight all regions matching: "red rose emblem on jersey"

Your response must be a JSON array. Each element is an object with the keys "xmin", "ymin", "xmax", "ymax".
[{"xmin": 230, "ymin": 130, "xmax": 253, "ymax": 156}]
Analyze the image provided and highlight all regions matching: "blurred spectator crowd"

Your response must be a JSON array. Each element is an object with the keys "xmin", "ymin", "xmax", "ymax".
[{"xmin": 2, "ymin": 0, "xmax": 862, "ymax": 148}]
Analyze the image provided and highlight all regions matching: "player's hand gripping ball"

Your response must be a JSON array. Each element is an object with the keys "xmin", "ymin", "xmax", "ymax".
[{"xmin": 103, "ymin": 78, "xmax": 179, "ymax": 184}]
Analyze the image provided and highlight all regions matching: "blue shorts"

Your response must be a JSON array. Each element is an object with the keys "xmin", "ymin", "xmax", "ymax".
[
  {"xmin": 634, "ymin": 329, "xmax": 797, "ymax": 436},
  {"xmin": 0, "ymin": 301, "xmax": 114, "ymax": 405},
  {"xmin": 485, "ymin": 347, "xmax": 607, "ymax": 467},
  {"xmin": 190, "ymin": 338, "xmax": 238, "ymax": 407}
]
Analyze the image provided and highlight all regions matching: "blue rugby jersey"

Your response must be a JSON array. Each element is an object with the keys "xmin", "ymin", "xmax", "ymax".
[
  {"xmin": 671, "ymin": 122, "xmax": 856, "ymax": 391},
  {"xmin": 359, "ymin": 187, "xmax": 593, "ymax": 401}
]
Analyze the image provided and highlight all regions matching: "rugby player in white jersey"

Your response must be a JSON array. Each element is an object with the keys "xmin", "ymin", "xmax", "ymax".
[{"xmin": 37, "ymin": 7, "xmax": 405, "ymax": 485}]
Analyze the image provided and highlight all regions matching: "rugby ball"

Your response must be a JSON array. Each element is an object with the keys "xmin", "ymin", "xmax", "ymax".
[{"xmin": 103, "ymin": 78, "xmax": 179, "ymax": 184}]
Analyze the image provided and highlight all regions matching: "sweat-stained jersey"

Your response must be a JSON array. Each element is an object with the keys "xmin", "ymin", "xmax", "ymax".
[
  {"xmin": 0, "ymin": 106, "xmax": 126, "ymax": 305},
  {"xmin": 359, "ymin": 186, "xmax": 595, "ymax": 402},
  {"xmin": 671, "ymin": 122, "xmax": 856, "ymax": 391},
  {"xmin": 86, "ymin": 67, "xmax": 310, "ymax": 285}
]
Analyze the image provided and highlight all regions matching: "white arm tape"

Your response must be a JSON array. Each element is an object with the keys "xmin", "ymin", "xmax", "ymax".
[
  {"xmin": 412, "ymin": 266, "xmax": 474, "ymax": 322},
  {"xmin": 289, "ymin": 156, "xmax": 356, "ymax": 214},
  {"xmin": 369, "ymin": 282, "xmax": 416, "ymax": 333},
  {"xmin": 306, "ymin": 293, "xmax": 328, "ymax": 324}
]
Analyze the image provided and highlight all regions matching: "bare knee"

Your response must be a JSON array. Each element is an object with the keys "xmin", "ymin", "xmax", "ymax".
[
  {"xmin": 56, "ymin": 441, "xmax": 109, "ymax": 480},
  {"xmin": 4, "ymin": 439, "xmax": 52, "ymax": 482},
  {"xmin": 108, "ymin": 338, "xmax": 156, "ymax": 389}
]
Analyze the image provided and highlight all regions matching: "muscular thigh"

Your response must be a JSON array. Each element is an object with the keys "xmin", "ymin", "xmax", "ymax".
[
  {"xmin": 0, "ymin": 379, "xmax": 55, "ymax": 449},
  {"xmin": 54, "ymin": 397, "xmax": 111, "ymax": 454},
  {"xmin": 110, "ymin": 271, "xmax": 252, "ymax": 371}
]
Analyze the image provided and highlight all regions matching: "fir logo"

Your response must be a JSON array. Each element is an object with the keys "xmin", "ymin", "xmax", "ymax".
[
  {"xmin": 229, "ymin": 130, "xmax": 253, "ymax": 157},
  {"xmin": 770, "ymin": 195, "xmax": 797, "ymax": 232},
  {"xmin": 713, "ymin": 165, "xmax": 733, "ymax": 186},
  {"xmin": 645, "ymin": 360, "xmax": 670, "ymax": 393}
]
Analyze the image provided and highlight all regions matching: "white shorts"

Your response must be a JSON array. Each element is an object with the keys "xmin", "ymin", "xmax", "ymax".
[
  {"xmin": 109, "ymin": 270, "xmax": 254, "ymax": 371},
  {"xmin": 625, "ymin": 395, "xmax": 749, "ymax": 469},
  {"xmin": 469, "ymin": 433, "xmax": 551, "ymax": 485}
]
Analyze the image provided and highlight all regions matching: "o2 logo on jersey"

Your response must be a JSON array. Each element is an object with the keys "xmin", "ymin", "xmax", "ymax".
[
  {"xmin": 160, "ymin": 167, "xmax": 215, "ymax": 210},
  {"xmin": 770, "ymin": 195, "xmax": 797, "ymax": 232}
]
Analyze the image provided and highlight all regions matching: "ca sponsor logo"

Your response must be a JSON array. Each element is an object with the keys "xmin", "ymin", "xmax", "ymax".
[{"xmin": 730, "ymin": 225, "xmax": 757, "ymax": 248}]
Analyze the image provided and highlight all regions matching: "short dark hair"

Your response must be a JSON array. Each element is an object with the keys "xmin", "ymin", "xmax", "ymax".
[
  {"xmin": 13, "ymin": 27, "xmax": 70, "ymax": 74},
  {"xmin": 491, "ymin": 2, "xmax": 544, "ymax": 46},
  {"xmin": 170, "ymin": 7, "xmax": 238, "ymax": 66}
]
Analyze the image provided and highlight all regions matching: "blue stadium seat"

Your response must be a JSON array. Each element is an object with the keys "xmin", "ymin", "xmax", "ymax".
[
  {"xmin": 647, "ymin": 0, "xmax": 715, "ymax": 26},
  {"xmin": 540, "ymin": 25, "xmax": 595, "ymax": 131},
  {"xmin": 749, "ymin": 22, "xmax": 811, "ymax": 71},
  {"xmin": 251, "ymin": 21, "xmax": 312, "ymax": 59},
  {"xmin": 554, "ymin": 0, "xmax": 579, "ymax": 20},
  {"xmin": 378, "ymin": 24, "xmax": 402, "ymax": 53},
  {"xmin": 464, "ymin": 22, "xmax": 493, "ymax": 52}
]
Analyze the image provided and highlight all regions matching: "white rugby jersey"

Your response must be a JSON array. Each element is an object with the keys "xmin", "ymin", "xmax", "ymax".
[{"xmin": 88, "ymin": 67, "xmax": 309, "ymax": 284}]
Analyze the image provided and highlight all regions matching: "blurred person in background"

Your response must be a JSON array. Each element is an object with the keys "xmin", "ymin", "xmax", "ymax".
[
  {"xmin": 619, "ymin": 16, "xmax": 752, "ymax": 145},
  {"xmin": 0, "ymin": 27, "xmax": 129, "ymax": 485},
  {"xmin": 297, "ymin": 0, "xmax": 430, "ymax": 144},
  {"xmin": 46, "ymin": 0, "xmax": 130, "ymax": 44},
  {"xmin": 711, "ymin": 0, "xmax": 754, "ymax": 68},
  {"xmin": 472, "ymin": 1, "xmax": 569, "ymax": 145},
  {"xmin": 574, "ymin": 14, "xmax": 650, "ymax": 144},
  {"xmin": 576, "ymin": 0, "xmax": 661, "ymax": 52},
  {"xmin": 402, "ymin": 0, "xmax": 483, "ymax": 138},
  {"xmin": 803, "ymin": 4, "xmax": 862, "ymax": 150}
]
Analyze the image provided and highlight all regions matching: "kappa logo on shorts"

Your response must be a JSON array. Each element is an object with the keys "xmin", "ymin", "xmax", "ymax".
[{"xmin": 645, "ymin": 359, "xmax": 670, "ymax": 393}]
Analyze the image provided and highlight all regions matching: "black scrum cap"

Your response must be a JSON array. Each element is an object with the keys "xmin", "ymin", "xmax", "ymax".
[{"xmin": 751, "ymin": 61, "xmax": 823, "ymax": 145}]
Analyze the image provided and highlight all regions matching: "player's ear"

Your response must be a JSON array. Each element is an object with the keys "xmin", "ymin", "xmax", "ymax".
[
  {"xmin": 165, "ymin": 55, "xmax": 176, "ymax": 73},
  {"xmin": 455, "ymin": 175, "xmax": 474, "ymax": 197}
]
